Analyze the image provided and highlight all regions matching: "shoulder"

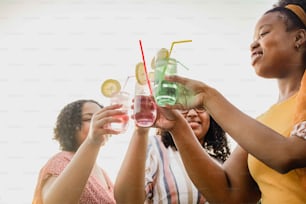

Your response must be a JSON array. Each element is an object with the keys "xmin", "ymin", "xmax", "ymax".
[
  {"xmin": 147, "ymin": 134, "xmax": 158, "ymax": 145},
  {"xmin": 47, "ymin": 151, "xmax": 74, "ymax": 164},
  {"xmin": 41, "ymin": 151, "xmax": 74, "ymax": 175},
  {"xmin": 146, "ymin": 134, "xmax": 167, "ymax": 159},
  {"xmin": 148, "ymin": 134, "xmax": 165, "ymax": 149}
]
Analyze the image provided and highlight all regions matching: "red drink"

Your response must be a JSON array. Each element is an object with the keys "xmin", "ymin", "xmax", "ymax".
[{"xmin": 134, "ymin": 95, "xmax": 157, "ymax": 127}]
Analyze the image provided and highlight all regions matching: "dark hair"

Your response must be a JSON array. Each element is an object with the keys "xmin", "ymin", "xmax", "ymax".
[
  {"xmin": 160, "ymin": 117, "xmax": 231, "ymax": 163},
  {"xmin": 53, "ymin": 99, "xmax": 103, "ymax": 152},
  {"xmin": 265, "ymin": 0, "xmax": 306, "ymax": 31}
]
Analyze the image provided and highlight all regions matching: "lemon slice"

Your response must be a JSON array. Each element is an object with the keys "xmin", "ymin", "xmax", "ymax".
[
  {"xmin": 135, "ymin": 62, "xmax": 147, "ymax": 85},
  {"xmin": 151, "ymin": 48, "xmax": 169, "ymax": 70},
  {"xmin": 156, "ymin": 48, "xmax": 169, "ymax": 60},
  {"xmin": 101, "ymin": 79, "xmax": 121, "ymax": 97},
  {"xmin": 151, "ymin": 56, "xmax": 156, "ymax": 70},
  {"xmin": 148, "ymin": 71, "xmax": 154, "ymax": 82}
]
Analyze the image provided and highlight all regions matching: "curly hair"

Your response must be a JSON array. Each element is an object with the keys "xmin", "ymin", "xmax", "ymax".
[
  {"xmin": 53, "ymin": 99, "xmax": 103, "ymax": 152},
  {"xmin": 160, "ymin": 116, "xmax": 231, "ymax": 163}
]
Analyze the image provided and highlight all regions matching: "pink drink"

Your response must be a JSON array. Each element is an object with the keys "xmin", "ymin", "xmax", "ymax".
[
  {"xmin": 134, "ymin": 95, "xmax": 157, "ymax": 127},
  {"xmin": 110, "ymin": 91, "xmax": 130, "ymax": 133},
  {"xmin": 110, "ymin": 111, "xmax": 129, "ymax": 133}
]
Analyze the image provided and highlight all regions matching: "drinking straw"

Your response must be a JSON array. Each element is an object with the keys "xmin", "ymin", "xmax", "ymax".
[
  {"xmin": 169, "ymin": 40, "xmax": 192, "ymax": 57},
  {"xmin": 177, "ymin": 60, "xmax": 190, "ymax": 70},
  {"xmin": 122, "ymin": 75, "xmax": 134, "ymax": 91},
  {"xmin": 156, "ymin": 40, "xmax": 192, "ymax": 93},
  {"xmin": 139, "ymin": 40, "xmax": 153, "ymax": 95},
  {"xmin": 159, "ymin": 40, "xmax": 193, "ymax": 79}
]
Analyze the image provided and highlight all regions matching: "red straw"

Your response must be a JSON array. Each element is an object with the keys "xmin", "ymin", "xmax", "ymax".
[{"xmin": 139, "ymin": 40, "xmax": 153, "ymax": 95}]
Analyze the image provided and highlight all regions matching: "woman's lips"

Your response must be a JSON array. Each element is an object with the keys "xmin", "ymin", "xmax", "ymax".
[
  {"xmin": 251, "ymin": 51, "xmax": 263, "ymax": 65},
  {"xmin": 188, "ymin": 121, "xmax": 200, "ymax": 128}
]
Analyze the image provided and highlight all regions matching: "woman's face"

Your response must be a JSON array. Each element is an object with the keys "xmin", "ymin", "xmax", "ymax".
[
  {"xmin": 180, "ymin": 108, "xmax": 210, "ymax": 143},
  {"xmin": 250, "ymin": 11, "xmax": 298, "ymax": 78},
  {"xmin": 76, "ymin": 102, "xmax": 102, "ymax": 147}
]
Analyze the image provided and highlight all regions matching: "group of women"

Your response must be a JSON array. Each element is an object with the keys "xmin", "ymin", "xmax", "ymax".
[{"xmin": 32, "ymin": 0, "xmax": 306, "ymax": 203}]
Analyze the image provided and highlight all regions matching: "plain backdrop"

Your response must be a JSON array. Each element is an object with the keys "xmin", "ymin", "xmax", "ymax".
[{"xmin": 0, "ymin": 0, "xmax": 277, "ymax": 203}]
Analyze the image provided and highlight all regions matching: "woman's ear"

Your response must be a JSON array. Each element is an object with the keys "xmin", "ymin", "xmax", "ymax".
[{"xmin": 295, "ymin": 29, "xmax": 306, "ymax": 48}]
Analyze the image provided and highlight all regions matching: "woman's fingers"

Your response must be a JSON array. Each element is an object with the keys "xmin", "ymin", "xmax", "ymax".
[{"xmin": 90, "ymin": 104, "xmax": 129, "ymax": 139}]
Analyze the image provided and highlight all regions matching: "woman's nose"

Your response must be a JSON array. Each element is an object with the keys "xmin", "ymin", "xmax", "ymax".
[
  {"xmin": 186, "ymin": 109, "xmax": 198, "ymax": 116},
  {"xmin": 250, "ymin": 40, "xmax": 259, "ymax": 51}
]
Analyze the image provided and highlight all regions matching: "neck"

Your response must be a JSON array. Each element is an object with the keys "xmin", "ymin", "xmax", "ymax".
[{"xmin": 277, "ymin": 71, "xmax": 303, "ymax": 102}]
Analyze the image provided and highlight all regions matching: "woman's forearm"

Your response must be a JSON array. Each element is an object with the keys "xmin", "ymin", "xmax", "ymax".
[
  {"xmin": 114, "ymin": 128, "xmax": 149, "ymax": 204},
  {"xmin": 43, "ymin": 138, "xmax": 101, "ymax": 204},
  {"xmin": 204, "ymin": 87, "xmax": 304, "ymax": 172},
  {"xmin": 170, "ymin": 119, "xmax": 235, "ymax": 203}
]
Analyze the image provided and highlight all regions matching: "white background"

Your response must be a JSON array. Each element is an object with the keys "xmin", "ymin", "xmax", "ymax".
[{"xmin": 0, "ymin": 0, "xmax": 278, "ymax": 203}]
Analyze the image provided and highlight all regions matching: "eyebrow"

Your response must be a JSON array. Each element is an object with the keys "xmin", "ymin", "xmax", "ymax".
[{"xmin": 258, "ymin": 24, "xmax": 272, "ymax": 30}]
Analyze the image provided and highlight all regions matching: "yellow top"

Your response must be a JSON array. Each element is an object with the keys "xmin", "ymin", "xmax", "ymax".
[{"xmin": 248, "ymin": 93, "xmax": 306, "ymax": 204}]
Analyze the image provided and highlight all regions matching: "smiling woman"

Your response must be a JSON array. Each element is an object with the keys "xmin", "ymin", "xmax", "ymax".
[
  {"xmin": 114, "ymin": 85, "xmax": 231, "ymax": 203},
  {"xmin": 144, "ymin": 0, "xmax": 306, "ymax": 203},
  {"xmin": 0, "ymin": 0, "xmax": 278, "ymax": 203}
]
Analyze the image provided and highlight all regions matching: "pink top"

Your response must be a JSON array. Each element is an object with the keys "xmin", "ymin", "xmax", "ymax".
[{"xmin": 32, "ymin": 151, "xmax": 116, "ymax": 204}]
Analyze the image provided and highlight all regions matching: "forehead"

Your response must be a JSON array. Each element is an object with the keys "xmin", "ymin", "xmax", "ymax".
[
  {"xmin": 82, "ymin": 102, "xmax": 101, "ymax": 114},
  {"xmin": 255, "ymin": 11, "xmax": 286, "ymax": 31}
]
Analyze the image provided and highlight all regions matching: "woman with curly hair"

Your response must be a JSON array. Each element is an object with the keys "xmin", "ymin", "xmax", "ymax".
[
  {"xmin": 32, "ymin": 99, "xmax": 125, "ymax": 204},
  {"xmin": 114, "ymin": 106, "xmax": 230, "ymax": 204},
  {"xmin": 139, "ymin": 0, "xmax": 305, "ymax": 203}
]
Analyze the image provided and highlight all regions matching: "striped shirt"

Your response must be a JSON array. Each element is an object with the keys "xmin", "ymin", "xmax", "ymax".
[{"xmin": 145, "ymin": 135, "xmax": 208, "ymax": 204}]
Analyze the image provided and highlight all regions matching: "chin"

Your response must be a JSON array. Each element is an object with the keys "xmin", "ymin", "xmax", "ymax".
[{"xmin": 194, "ymin": 132, "xmax": 203, "ymax": 140}]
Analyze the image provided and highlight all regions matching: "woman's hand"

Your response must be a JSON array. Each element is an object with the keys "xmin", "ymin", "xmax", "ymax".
[
  {"xmin": 87, "ymin": 104, "xmax": 126, "ymax": 146},
  {"xmin": 130, "ymin": 95, "xmax": 184, "ymax": 131},
  {"xmin": 165, "ymin": 75, "xmax": 209, "ymax": 110},
  {"xmin": 153, "ymin": 106, "xmax": 185, "ymax": 131}
]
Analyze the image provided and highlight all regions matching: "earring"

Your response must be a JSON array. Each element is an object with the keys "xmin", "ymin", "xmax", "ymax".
[{"xmin": 296, "ymin": 44, "xmax": 300, "ymax": 49}]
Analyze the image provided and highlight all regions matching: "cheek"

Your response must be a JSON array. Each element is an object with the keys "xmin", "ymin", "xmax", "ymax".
[
  {"xmin": 82, "ymin": 123, "xmax": 90, "ymax": 135},
  {"xmin": 78, "ymin": 123, "xmax": 90, "ymax": 143},
  {"xmin": 263, "ymin": 35, "xmax": 292, "ymax": 60},
  {"xmin": 200, "ymin": 114, "xmax": 211, "ymax": 134}
]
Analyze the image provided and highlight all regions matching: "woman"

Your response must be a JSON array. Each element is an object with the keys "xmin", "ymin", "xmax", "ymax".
[
  {"xmin": 114, "ymin": 105, "xmax": 230, "ymax": 203},
  {"xmin": 156, "ymin": 0, "xmax": 306, "ymax": 203},
  {"xmin": 32, "ymin": 99, "xmax": 125, "ymax": 204}
]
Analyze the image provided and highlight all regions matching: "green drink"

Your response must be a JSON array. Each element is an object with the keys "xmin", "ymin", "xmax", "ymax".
[{"xmin": 154, "ymin": 58, "xmax": 178, "ymax": 106}]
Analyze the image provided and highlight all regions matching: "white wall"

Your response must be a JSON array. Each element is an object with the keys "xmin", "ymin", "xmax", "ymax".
[{"xmin": 0, "ymin": 0, "xmax": 277, "ymax": 203}]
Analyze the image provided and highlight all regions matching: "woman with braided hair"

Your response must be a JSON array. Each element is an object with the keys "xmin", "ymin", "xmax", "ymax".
[{"xmin": 131, "ymin": 0, "xmax": 306, "ymax": 203}]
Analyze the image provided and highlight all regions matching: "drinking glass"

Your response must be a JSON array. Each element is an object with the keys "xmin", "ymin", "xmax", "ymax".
[
  {"xmin": 154, "ymin": 58, "xmax": 178, "ymax": 107},
  {"xmin": 109, "ymin": 91, "xmax": 130, "ymax": 133},
  {"xmin": 134, "ymin": 82, "xmax": 157, "ymax": 127}
]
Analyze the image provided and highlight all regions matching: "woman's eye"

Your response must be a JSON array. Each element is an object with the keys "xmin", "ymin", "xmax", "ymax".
[
  {"xmin": 259, "ymin": 32, "xmax": 268, "ymax": 38},
  {"xmin": 82, "ymin": 118, "xmax": 92, "ymax": 122}
]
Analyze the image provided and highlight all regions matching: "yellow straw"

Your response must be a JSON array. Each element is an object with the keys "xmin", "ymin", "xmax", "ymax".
[{"xmin": 169, "ymin": 40, "xmax": 192, "ymax": 56}]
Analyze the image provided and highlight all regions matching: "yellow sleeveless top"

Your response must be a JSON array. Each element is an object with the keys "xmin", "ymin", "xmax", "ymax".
[{"xmin": 248, "ymin": 93, "xmax": 306, "ymax": 204}]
